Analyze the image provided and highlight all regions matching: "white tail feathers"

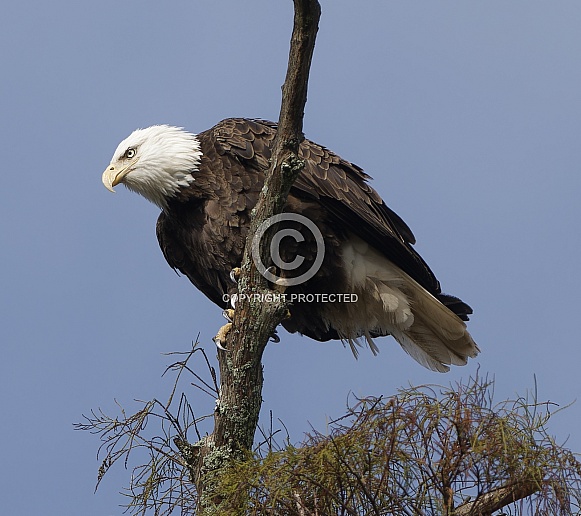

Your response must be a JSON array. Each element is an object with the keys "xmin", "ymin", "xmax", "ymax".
[
  {"xmin": 338, "ymin": 235, "xmax": 479, "ymax": 371},
  {"xmin": 392, "ymin": 273, "xmax": 479, "ymax": 372}
]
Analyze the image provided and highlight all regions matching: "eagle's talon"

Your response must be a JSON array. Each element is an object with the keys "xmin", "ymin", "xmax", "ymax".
[
  {"xmin": 270, "ymin": 331, "xmax": 280, "ymax": 343},
  {"xmin": 222, "ymin": 309, "xmax": 235, "ymax": 322},
  {"xmin": 230, "ymin": 267, "xmax": 241, "ymax": 283},
  {"xmin": 214, "ymin": 339, "xmax": 228, "ymax": 352},
  {"xmin": 230, "ymin": 293, "xmax": 238, "ymax": 309},
  {"xmin": 213, "ymin": 322, "xmax": 232, "ymax": 351}
]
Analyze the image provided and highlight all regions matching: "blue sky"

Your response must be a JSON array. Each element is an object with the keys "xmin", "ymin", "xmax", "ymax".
[{"xmin": 2, "ymin": 1, "xmax": 581, "ymax": 514}]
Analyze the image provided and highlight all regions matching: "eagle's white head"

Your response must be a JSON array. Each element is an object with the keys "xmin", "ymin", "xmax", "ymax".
[{"xmin": 102, "ymin": 125, "xmax": 202, "ymax": 209}]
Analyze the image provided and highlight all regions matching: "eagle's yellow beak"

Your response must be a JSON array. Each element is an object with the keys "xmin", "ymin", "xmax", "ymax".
[{"xmin": 102, "ymin": 162, "xmax": 136, "ymax": 193}]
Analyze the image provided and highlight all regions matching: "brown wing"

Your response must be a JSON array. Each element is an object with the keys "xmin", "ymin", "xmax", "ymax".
[
  {"xmin": 156, "ymin": 210, "xmax": 231, "ymax": 308},
  {"xmin": 208, "ymin": 118, "xmax": 442, "ymax": 295},
  {"xmin": 157, "ymin": 120, "xmax": 270, "ymax": 309}
]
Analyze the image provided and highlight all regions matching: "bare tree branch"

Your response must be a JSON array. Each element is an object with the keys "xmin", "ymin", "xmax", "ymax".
[
  {"xmin": 191, "ymin": 0, "xmax": 322, "ymax": 509},
  {"xmin": 455, "ymin": 478, "xmax": 542, "ymax": 516}
]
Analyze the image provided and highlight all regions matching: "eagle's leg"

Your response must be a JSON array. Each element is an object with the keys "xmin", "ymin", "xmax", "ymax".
[
  {"xmin": 214, "ymin": 309, "xmax": 236, "ymax": 350},
  {"xmin": 222, "ymin": 267, "xmax": 287, "ymax": 346},
  {"xmin": 215, "ymin": 309, "xmax": 282, "ymax": 346},
  {"xmin": 213, "ymin": 269, "xmax": 240, "ymax": 351},
  {"xmin": 213, "ymin": 322, "xmax": 231, "ymax": 351}
]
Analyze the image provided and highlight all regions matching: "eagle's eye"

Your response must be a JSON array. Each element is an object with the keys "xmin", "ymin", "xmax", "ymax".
[{"xmin": 124, "ymin": 147, "xmax": 137, "ymax": 159}]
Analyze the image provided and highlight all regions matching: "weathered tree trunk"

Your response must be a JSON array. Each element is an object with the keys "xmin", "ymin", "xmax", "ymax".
[{"xmin": 189, "ymin": 1, "xmax": 322, "ymax": 511}]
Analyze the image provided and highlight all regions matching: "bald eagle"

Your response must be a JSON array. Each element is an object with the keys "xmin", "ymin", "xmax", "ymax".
[{"xmin": 102, "ymin": 118, "xmax": 478, "ymax": 372}]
